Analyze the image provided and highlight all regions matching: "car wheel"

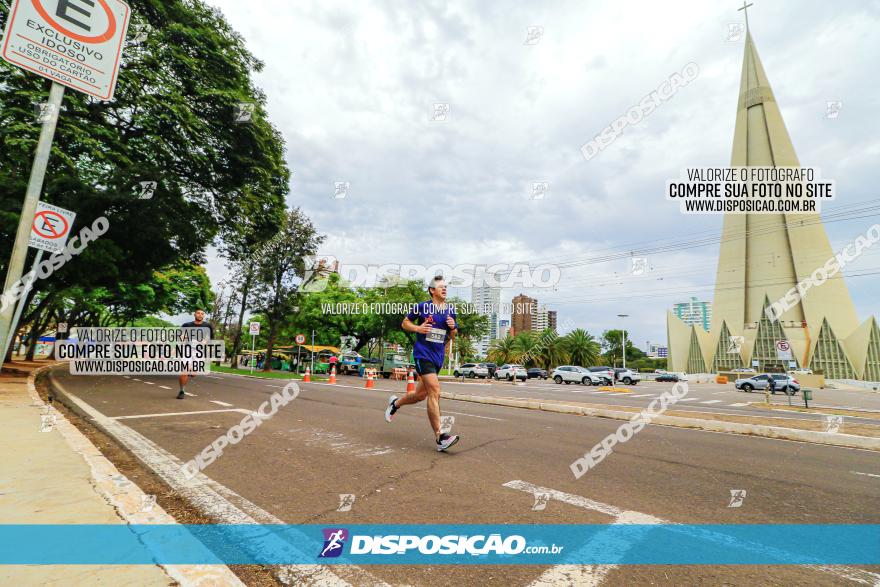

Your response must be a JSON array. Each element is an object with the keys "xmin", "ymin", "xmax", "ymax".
[
  {"xmin": 469, "ymin": 372, "xmax": 476, "ymax": 379},
  {"xmin": 506, "ymin": 374, "xmax": 512, "ymax": 381},
  {"xmin": 742, "ymin": 383, "xmax": 753, "ymax": 392},
  {"xmin": 554, "ymin": 375, "xmax": 563, "ymax": 384},
  {"xmin": 582, "ymin": 377, "xmax": 591, "ymax": 385},
  {"xmin": 623, "ymin": 377, "xmax": 632, "ymax": 385}
]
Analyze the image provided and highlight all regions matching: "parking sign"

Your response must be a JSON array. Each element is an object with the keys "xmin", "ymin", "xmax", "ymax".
[{"xmin": 1, "ymin": 0, "xmax": 131, "ymax": 100}]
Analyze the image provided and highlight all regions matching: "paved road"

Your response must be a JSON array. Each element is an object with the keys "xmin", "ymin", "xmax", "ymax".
[{"xmin": 50, "ymin": 368, "xmax": 880, "ymax": 586}]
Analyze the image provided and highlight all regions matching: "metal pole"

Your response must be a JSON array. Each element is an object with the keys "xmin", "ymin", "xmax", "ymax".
[
  {"xmin": 0, "ymin": 83, "xmax": 65, "ymax": 351},
  {"xmin": 311, "ymin": 329, "xmax": 315, "ymax": 374},
  {"xmin": 1, "ymin": 250, "xmax": 45, "ymax": 365},
  {"xmin": 622, "ymin": 329, "xmax": 627, "ymax": 370},
  {"xmin": 296, "ymin": 344, "xmax": 302, "ymax": 375},
  {"xmin": 249, "ymin": 334, "xmax": 255, "ymax": 373}
]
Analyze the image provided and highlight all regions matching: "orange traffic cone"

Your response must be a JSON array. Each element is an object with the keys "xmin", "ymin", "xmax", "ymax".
[
  {"xmin": 406, "ymin": 369, "xmax": 416, "ymax": 393},
  {"xmin": 365, "ymin": 370, "xmax": 374, "ymax": 389},
  {"xmin": 303, "ymin": 367, "xmax": 311, "ymax": 382},
  {"xmin": 329, "ymin": 365, "xmax": 336, "ymax": 384}
]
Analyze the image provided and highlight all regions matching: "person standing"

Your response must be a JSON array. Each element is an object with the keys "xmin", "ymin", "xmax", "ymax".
[{"xmin": 178, "ymin": 308, "xmax": 214, "ymax": 399}]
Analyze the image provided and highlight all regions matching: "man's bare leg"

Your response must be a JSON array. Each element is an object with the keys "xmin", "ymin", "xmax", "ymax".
[{"xmin": 391, "ymin": 374, "xmax": 442, "ymax": 439}]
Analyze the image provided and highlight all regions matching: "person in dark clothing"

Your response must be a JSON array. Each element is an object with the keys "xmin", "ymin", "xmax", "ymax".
[{"xmin": 177, "ymin": 308, "xmax": 214, "ymax": 399}]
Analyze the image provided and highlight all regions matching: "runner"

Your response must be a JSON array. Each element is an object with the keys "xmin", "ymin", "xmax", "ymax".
[
  {"xmin": 177, "ymin": 308, "xmax": 214, "ymax": 399},
  {"xmin": 384, "ymin": 275, "xmax": 460, "ymax": 451}
]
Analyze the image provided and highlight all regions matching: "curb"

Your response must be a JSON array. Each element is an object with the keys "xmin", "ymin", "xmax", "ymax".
[
  {"xmin": 31, "ymin": 365, "xmax": 245, "ymax": 587},
  {"xmin": 441, "ymin": 390, "xmax": 880, "ymax": 451}
]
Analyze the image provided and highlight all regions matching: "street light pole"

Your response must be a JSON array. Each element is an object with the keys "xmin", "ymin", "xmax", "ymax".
[{"xmin": 617, "ymin": 314, "xmax": 629, "ymax": 370}]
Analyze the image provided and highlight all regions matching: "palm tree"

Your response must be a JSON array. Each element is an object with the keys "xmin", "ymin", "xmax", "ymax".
[
  {"xmin": 488, "ymin": 335, "xmax": 517, "ymax": 365},
  {"xmin": 534, "ymin": 328, "xmax": 567, "ymax": 370},
  {"xmin": 512, "ymin": 331, "xmax": 540, "ymax": 366},
  {"xmin": 562, "ymin": 329, "xmax": 601, "ymax": 367}
]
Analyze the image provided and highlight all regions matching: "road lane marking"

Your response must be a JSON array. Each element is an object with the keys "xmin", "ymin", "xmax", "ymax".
[
  {"xmin": 210, "ymin": 400, "xmax": 234, "ymax": 407},
  {"xmin": 629, "ymin": 394, "xmax": 654, "ymax": 398},
  {"xmin": 851, "ymin": 471, "xmax": 880, "ymax": 478},
  {"xmin": 144, "ymin": 381, "xmax": 155, "ymax": 385},
  {"xmin": 504, "ymin": 480, "xmax": 880, "ymax": 586},
  {"xmin": 700, "ymin": 400, "xmax": 722, "ymax": 404},
  {"xmin": 439, "ymin": 409, "xmax": 504, "ymax": 421},
  {"xmin": 159, "ymin": 385, "xmax": 172, "ymax": 390},
  {"xmin": 132, "ymin": 378, "xmax": 142, "ymax": 382},
  {"xmin": 184, "ymin": 392, "xmax": 197, "ymax": 397},
  {"xmin": 204, "ymin": 375, "xmax": 224, "ymax": 379},
  {"xmin": 676, "ymin": 398, "xmax": 698, "ymax": 402},
  {"xmin": 51, "ymin": 378, "xmax": 385, "ymax": 587},
  {"xmin": 113, "ymin": 409, "xmax": 251, "ymax": 420},
  {"xmin": 122, "ymin": 376, "xmax": 130, "ymax": 379},
  {"xmin": 729, "ymin": 402, "xmax": 750, "ymax": 407}
]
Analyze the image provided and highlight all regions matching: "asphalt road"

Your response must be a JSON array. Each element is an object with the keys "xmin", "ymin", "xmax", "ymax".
[{"xmin": 50, "ymin": 368, "xmax": 880, "ymax": 586}]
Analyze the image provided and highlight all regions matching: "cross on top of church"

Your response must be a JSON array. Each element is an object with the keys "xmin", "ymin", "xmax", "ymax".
[{"xmin": 738, "ymin": 2, "xmax": 754, "ymax": 31}]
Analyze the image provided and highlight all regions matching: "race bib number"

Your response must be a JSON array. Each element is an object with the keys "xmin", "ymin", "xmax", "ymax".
[{"xmin": 426, "ymin": 327, "xmax": 446, "ymax": 344}]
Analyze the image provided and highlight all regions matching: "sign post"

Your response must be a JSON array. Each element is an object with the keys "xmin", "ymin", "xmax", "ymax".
[
  {"xmin": 1, "ymin": 202, "xmax": 76, "ymax": 365},
  {"xmin": 248, "ymin": 322, "xmax": 260, "ymax": 373},
  {"xmin": 295, "ymin": 333, "xmax": 305, "ymax": 374},
  {"xmin": 0, "ymin": 0, "xmax": 130, "ymax": 357}
]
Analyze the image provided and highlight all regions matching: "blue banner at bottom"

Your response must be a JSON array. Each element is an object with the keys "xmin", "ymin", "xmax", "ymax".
[{"xmin": 1, "ymin": 524, "xmax": 878, "ymax": 565}]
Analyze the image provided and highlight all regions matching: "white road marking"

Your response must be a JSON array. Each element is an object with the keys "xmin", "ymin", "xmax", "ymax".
[
  {"xmin": 132, "ymin": 378, "xmax": 142, "ymax": 382},
  {"xmin": 676, "ymin": 397, "xmax": 698, "ymax": 402},
  {"xmin": 113, "ymin": 408, "xmax": 251, "ymax": 420},
  {"xmin": 505, "ymin": 480, "xmax": 880, "ymax": 586},
  {"xmin": 52, "ymin": 378, "xmax": 386, "ymax": 587},
  {"xmin": 629, "ymin": 394, "xmax": 654, "ymax": 398},
  {"xmin": 184, "ymin": 392, "xmax": 197, "ymax": 397},
  {"xmin": 439, "ymin": 409, "xmax": 504, "ymax": 421},
  {"xmin": 210, "ymin": 400, "xmax": 235, "ymax": 407},
  {"xmin": 144, "ymin": 381, "xmax": 155, "ymax": 385},
  {"xmin": 700, "ymin": 400, "xmax": 723, "ymax": 404},
  {"xmin": 729, "ymin": 402, "xmax": 750, "ymax": 407},
  {"xmin": 203, "ymin": 375, "xmax": 224, "ymax": 379},
  {"xmin": 851, "ymin": 471, "xmax": 880, "ymax": 478},
  {"xmin": 159, "ymin": 385, "xmax": 172, "ymax": 390},
  {"xmin": 122, "ymin": 376, "xmax": 130, "ymax": 379}
]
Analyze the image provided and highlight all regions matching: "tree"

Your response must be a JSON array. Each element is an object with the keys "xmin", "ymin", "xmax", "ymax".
[
  {"xmin": 562, "ymin": 329, "xmax": 601, "ymax": 367},
  {"xmin": 600, "ymin": 329, "xmax": 645, "ymax": 367},
  {"xmin": 251, "ymin": 208, "xmax": 323, "ymax": 371},
  {"xmin": 0, "ymin": 0, "xmax": 287, "ymax": 358},
  {"xmin": 488, "ymin": 335, "xmax": 518, "ymax": 365},
  {"xmin": 533, "ymin": 329, "xmax": 568, "ymax": 370}
]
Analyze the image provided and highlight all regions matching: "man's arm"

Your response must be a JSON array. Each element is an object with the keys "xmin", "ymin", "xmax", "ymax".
[{"xmin": 402, "ymin": 317, "xmax": 432, "ymax": 334}]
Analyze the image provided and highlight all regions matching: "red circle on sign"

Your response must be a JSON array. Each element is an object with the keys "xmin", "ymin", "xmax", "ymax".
[
  {"xmin": 296, "ymin": 335, "xmax": 306, "ymax": 344},
  {"xmin": 32, "ymin": 0, "xmax": 118, "ymax": 44},
  {"xmin": 32, "ymin": 210, "xmax": 69, "ymax": 239}
]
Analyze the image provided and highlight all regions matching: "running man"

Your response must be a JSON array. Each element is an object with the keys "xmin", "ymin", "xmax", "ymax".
[
  {"xmin": 384, "ymin": 275, "xmax": 460, "ymax": 451},
  {"xmin": 177, "ymin": 308, "xmax": 214, "ymax": 399}
]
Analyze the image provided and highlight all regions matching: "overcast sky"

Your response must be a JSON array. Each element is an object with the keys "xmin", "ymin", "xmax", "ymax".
[{"xmin": 204, "ymin": 0, "xmax": 880, "ymax": 349}]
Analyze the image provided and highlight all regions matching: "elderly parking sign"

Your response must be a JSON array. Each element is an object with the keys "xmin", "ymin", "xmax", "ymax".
[{"xmin": 1, "ymin": 0, "xmax": 131, "ymax": 100}]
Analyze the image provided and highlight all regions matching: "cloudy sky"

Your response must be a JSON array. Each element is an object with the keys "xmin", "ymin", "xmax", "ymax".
[{"xmin": 205, "ymin": 0, "xmax": 880, "ymax": 349}]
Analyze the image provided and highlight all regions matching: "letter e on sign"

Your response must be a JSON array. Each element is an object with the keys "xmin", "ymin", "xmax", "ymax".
[{"xmin": 1, "ymin": 0, "xmax": 131, "ymax": 100}]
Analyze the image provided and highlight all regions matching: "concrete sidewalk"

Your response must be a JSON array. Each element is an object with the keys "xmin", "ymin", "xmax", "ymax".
[{"xmin": 0, "ymin": 360, "xmax": 243, "ymax": 586}]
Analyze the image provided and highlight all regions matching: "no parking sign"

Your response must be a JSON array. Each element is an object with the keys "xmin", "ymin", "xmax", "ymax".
[{"xmin": 29, "ymin": 201, "xmax": 75, "ymax": 252}]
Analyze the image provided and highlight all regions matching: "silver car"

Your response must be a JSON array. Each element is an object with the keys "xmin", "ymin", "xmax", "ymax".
[
  {"xmin": 454, "ymin": 363, "xmax": 489, "ymax": 378},
  {"xmin": 734, "ymin": 373, "xmax": 801, "ymax": 395}
]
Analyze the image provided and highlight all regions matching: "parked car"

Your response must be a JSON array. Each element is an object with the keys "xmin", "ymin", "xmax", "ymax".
[
  {"xmin": 527, "ymin": 367, "xmax": 548, "ymax": 379},
  {"xmin": 735, "ymin": 373, "xmax": 801, "ymax": 395},
  {"xmin": 482, "ymin": 363, "xmax": 498, "ymax": 378},
  {"xmin": 613, "ymin": 368, "xmax": 641, "ymax": 385},
  {"xmin": 552, "ymin": 366, "xmax": 602, "ymax": 385},
  {"xmin": 655, "ymin": 372, "xmax": 683, "ymax": 382},
  {"xmin": 494, "ymin": 364, "xmax": 528, "ymax": 381},
  {"xmin": 587, "ymin": 366, "xmax": 614, "ymax": 385},
  {"xmin": 454, "ymin": 363, "xmax": 489, "ymax": 378},
  {"xmin": 337, "ymin": 352, "xmax": 363, "ymax": 375}
]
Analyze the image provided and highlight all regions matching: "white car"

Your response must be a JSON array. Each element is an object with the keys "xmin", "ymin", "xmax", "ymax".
[
  {"xmin": 613, "ymin": 368, "xmax": 641, "ymax": 385},
  {"xmin": 494, "ymin": 364, "xmax": 528, "ymax": 381},
  {"xmin": 453, "ymin": 363, "xmax": 489, "ymax": 378},
  {"xmin": 552, "ymin": 366, "xmax": 602, "ymax": 385}
]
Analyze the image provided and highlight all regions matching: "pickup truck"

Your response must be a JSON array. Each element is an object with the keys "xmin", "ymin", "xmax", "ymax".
[{"xmin": 358, "ymin": 352, "xmax": 414, "ymax": 378}]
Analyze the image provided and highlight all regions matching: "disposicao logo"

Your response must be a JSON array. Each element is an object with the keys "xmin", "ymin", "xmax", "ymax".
[{"xmin": 319, "ymin": 528, "xmax": 348, "ymax": 558}]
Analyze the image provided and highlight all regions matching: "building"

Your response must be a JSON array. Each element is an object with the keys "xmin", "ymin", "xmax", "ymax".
[
  {"xmin": 511, "ymin": 294, "xmax": 536, "ymax": 334},
  {"xmin": 531, "ymin": 305, "xmax": 558, "ymax": 333},
  {"xmin": 673, "ymin": 298, "xmax": 712, "ymax": 331},
  {"xmin": 498, "ymin": 319, "xmax": 510, "ymax": 340},
  {"xmin": 647, "ymin": 343, "xmax": 668, "ymax": 359},
  {"xmin": 667, "ymin": 15, "xmax": 880, "ymax": 380},
  {"xmin": 471, "ymin": 280, "xmax": 501, "ymax": 356}
]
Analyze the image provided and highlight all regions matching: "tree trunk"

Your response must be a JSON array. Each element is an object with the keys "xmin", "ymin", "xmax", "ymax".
[{"xmin": 229, "ymin": 270, "xmax": 253, "ymax": 368}]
